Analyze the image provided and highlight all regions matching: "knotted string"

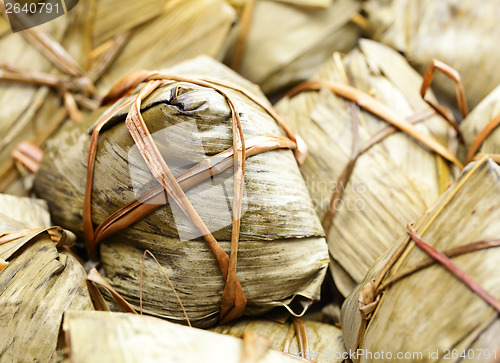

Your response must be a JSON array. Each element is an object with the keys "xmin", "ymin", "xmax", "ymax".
[{"xmin": 83, "ymin": 71, "xmax": 301, "ymax": 324}]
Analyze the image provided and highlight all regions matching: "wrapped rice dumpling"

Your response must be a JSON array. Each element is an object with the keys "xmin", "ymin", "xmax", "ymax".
[
  {"xmin": 364, "ymin": 0, "xmax": 500, "ymax": 109},
  {"xmin": 0, "ymin": 194, "xmax": 93, "ymax": 361},
  {"xmin": 460, "ymin": 85, "xmax": 500, "ymax": 164},
  {"xmin": 54, "ymin": 311, "xmax": 297, "ymax": 363},
  {"xmin": 341, "ymin": 158, "xmax": 500, "ymax": 361},
  {"xmin": 222, "ymin": 0, "xmax": 362, "ymax": 94},
  {"xmin": 0, "ymin": 1, "xmax": 93, "ymax": 193},
  {"xmin": 34, "ymin": 56, "xmax": 329, "ymax": 327},
  {"xmin": 0, "ymin": 0, "xmax": 235, "ymax": 194},
  {"xmin": 275, "ymin": 39, "xmax": 460, "ymax": 296},
  {"xmin": 212, "ymin": 317, "xmax": 346, "ymax": 362}
]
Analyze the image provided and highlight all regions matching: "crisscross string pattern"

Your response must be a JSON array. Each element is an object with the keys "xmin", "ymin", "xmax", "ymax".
[
  {"xmin": 0, "ymin": 3, "xmax": 113, "ymax": 121},
  {"xmin": 83, "ymin": 71, "xmax": 301, "ymax": 324},
  {"xmin": 351, "ymin": 158, "xmax": 500, "ymax": 361},
  {"xmin": 0, "ymin": 2, "xmax": 129, "ymax": 192},
  {"xmin": 285, "ymin": 79, "xmax": 463, "ymax": 233}
]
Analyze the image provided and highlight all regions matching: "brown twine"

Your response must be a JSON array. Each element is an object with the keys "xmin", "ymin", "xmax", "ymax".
[
  {"xmin": 282, "ymin": 323, "xmax": 296, "ymax": 354},
  {"xmin": 466, "ymin": 112, "xmax": 500, "ymax": 163},
  {"xmin": 378, "ymin": 238, "xmax": 500, "ymax": 292},
  {"xmin": 293, "ymin": 317, "xmax": 310, "ymax": 358},
  {"xmin": 285, "ymin": 79, "xmax": 462, "ymax": 168},
  {"xmin": 420, "ymin": 59, "xmax": 468, "ymax": 132},
  {"xmin": 406, "ymin": 224, "xmax": 500, "ymax": 312},
  {"xmin": 282, "ymin": 61, "xmax": 471, "ymax": 360},
  {"xmin": 86, "ymin": 267, "xmax": 138, "ymax": 314},
  {"xmin": 351, "ymin": 158, "xmax": 500, "ymax": 357},
  {"xmin": 83, "ymin": 71, "xmax": 300, "ymax": 324},
  {"xmin": 0, "ymin": 3, "xmax": 129, "ymax": 192},
  {"xmin": 231, "ymin": 0, "xmax": 256, "ymax": 72},
  {"xmin": 283, "ymin": 57, "xmax": 467, "ymax": 237},
  {"xmin": 353, "ymin": 223, "xmax": 500, "ymax": 356},
  {"xmin": 285, "ymin": 77, "xmax": 456, "ymax": 233},
  {"xmin": 139, "ymin": 249, "xmax": 192, "ymax": 327},
  {"xmin": 0, "ymin": 9, "xmax": 104, "ymax": 122},
  {"xmin": 282, "ymin": 317, "xmax": 310, "ymax": 361}
]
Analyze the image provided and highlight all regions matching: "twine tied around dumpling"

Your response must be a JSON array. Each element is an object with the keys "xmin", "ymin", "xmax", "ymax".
[{"xmin": 82, "ymin": 70, "xmax": 305, "ymax": 324}]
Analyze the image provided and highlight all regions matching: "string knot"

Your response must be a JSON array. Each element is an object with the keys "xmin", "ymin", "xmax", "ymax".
[{"xmin": 358, "ymin": 279, "xmax": 380, "ymax": 320}]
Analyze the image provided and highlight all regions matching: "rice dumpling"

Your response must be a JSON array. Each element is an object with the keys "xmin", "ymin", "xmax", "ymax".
[
  {"xmin": 275, "ymin": 39, "xmax": 458, "ymax": 296},
  {"xmin": 341, "ymin": 158, "xmax": 500, "ymax": 362},
  {"xmin": 34, "ymin": 56, "xmax": 329, "ymax": 327},
  {"xmin": 0, "ymin": 194, "xmax": 93, "ymax": 362}
]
